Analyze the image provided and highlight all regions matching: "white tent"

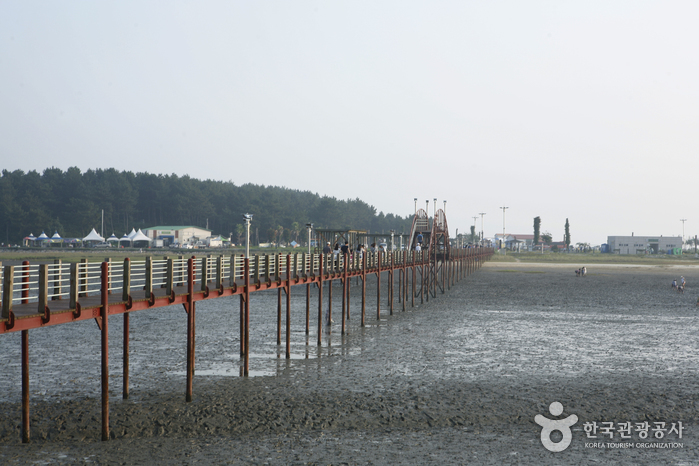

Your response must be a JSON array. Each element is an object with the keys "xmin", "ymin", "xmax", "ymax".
[
  {"xmin": 37, "ymin": 232, "xmax": 49, "ymax": 240},
  {"xmin": 107, "ymin": 233, "xmax": 119, "ymax": 243},
  {"xmin": 118, "ymin": 234, "xmax": 131, "ymax": 247},
  {"xmin": 131, "ymin": 229, "xmax": 151, "ymax": 243},
  {"xmin": 82, "ymin": 228, "xmax": 105, "ymax": 242},
  {"xmin": 127, "ymin": 228, "xmax": 138, "ymax": 239}
]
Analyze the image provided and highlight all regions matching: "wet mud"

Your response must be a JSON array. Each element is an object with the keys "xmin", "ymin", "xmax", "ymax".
[{"xmin": 1, "ymin": 262, "xmax": 699, "ymax": 464}]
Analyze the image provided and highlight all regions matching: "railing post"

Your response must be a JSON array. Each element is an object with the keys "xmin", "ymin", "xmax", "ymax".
[
  {"xmin": 145, "ymin": 256, "xmax": 153, "ymax": 299},
  {"xmin": 216, "ymin": 255, "xmax": 223, "ymax": 290},
  {"xmin": 166, "ymin": 258, "xmax": 174, "ymax": 296},
  {"xmin": 38, "ymin": 264, "xmax": 48, "ymax": 314},
  {"xmin": 200, "ymin": 256, "xmax": 208, "ymax": 292},
  {"xmin": 69, "ymin": 263, "xmax": 78, "ymax": 310},
  {"xmin": 275, "ymin": 253, "xmax": 281, "ymax": 282},
  {"xmin": 122, "ymin": 258, "xmax": 131, "ymax": 302},
  {"xmin": 2, "ymin": 265, "xmax": 14, "ymax": 318},
  {"xmin": 254, "ymin": 255, "xmax": 261, "ymax": 287}
]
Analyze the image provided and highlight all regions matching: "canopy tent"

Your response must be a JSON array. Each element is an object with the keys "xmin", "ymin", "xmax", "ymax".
[
  {"xmin": 107, "ymin": 233, "xmax": 119, "ymax": 243},
  {"xmin": 127, "ymin": 228, "xmax": 138, "ymax": 239},
  {"xmin": 118, "ymin": 234, "xmax": 131, "ymax": 247},
  {"xmin": 82, "ymin": 228, "xmax": 105, "ymax": 242},
  {"xmin": 48, "ymin": 231, "xmax": 64, "ymax": 248},
  {"xmin": 35, "ymin": 231, "xmax": 50, "ymax": 246},
  {"xmin": 23, "ymin": 233, "xmax": 37, "ymax": 247},
  {"xmin": 131, "ymin": 229, "xmax": 152, "ymax": 246}
]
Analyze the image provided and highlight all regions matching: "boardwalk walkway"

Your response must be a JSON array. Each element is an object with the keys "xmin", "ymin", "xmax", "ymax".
[{"xmin": 1, "ymin": 247, "xmax": 493, "ymax": 443}]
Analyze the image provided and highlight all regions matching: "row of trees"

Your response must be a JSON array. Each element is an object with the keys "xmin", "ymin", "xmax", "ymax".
[{"xmin": 0, "ymin": 168, "xmax": 413, "ymax": 245}]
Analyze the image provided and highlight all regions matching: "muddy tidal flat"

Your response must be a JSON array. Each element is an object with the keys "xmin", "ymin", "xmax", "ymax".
[{"xmin": 1, "ymin": 262, "xmax": 699, "ymax": 465}]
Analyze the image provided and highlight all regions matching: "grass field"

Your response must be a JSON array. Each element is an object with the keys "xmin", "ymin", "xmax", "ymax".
[
  {"xmin": 1, "ymin": 247, "xmax": 698, "ymax": 266},
  {"xmin": 490, "ymin": 250, "xmax": 699, "ymax": 265}
]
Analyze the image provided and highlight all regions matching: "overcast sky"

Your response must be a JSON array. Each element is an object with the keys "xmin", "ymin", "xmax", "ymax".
[{"xmin": 2, "ymin": 1, "xmax": 697, "ymax": 245}]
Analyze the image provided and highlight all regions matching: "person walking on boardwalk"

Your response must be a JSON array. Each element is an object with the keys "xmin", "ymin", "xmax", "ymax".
[
  {"xmin": 323, "ymin": 241, "xmax": 332, "ymax": 254},
  {"xmin": 341, "ymin": 241, "xmax": 349, "ymax": 255}
]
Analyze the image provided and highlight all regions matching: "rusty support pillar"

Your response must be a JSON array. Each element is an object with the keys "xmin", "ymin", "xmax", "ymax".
[
  {"xmin": 285, "ymin": 254, "xmax": 291, "ymax": 359},
  {"xmin": 305, "ymin": 283, "xmax": 310, "ymax": 336},
  {"xmin": 123, "ymin": 312, "xmax": 129, "ymax": 399},
  {"xmin": 186, "ymin": 258, "xmax": 195, "ymax": 401},
  {"xmin": 244, "ymin": 258, "xmax": 250, "ymax": 376},
  {"xmin": 361, "ymin": 252, "xmax": 366, "ymax": 327},
  {"xmin": 327, "ymin": 258, "xmax": 332, "ymax": 326},
  {"xmin": 317, "ymin": 254, "xmax": 323, "ymax": 346},
  {"xmin": 389, "ymin": 252, "xmax": 394, "ymax": 315},
  {"xmin": 277, "ymin": 287, "xmax": 282, "ymax": 346},
  {"xmin": 411, "ymin": 253, "xmax": 415, "ymax": 308},
  {"xmin": 402, "ymin": 251, "xmax": 407, "ymax": 312},
  {"xmin": 341, "ymin": 253, "xmax": 347, "ymax": 335},
  {"xmin": 21, "ymin": 329, "xmax": 29, "ymax": 443},
  {"xmin": 100, "ymin": 261, "xmax": 110, "ymax": 441},
  {"xmin": 376, "ymin": 251, "xmax": 381, "ymax": 320},
  {"xmin": 421, "ymin": 253, "xmax": 425, "ymax": 304},
  {"xmin": 346, "ymin": 254, "xmax": 351, "ymax": 321},
  {"xmin": 240, "ymin": 294, "xmax": 245, "ymax": 357}
]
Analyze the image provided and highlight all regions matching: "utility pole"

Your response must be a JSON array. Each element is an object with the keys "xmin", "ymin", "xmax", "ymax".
[
  {"xmin": 243, "ymin": 214, "xmax": 253, "ymax": 258},
  {"xmin": 681, "ymin": 219, "xmax": 687, "ymax": 250},
  {"xmin": 500, "ymin": 206, "xmax": 509, "ymax": 253},
  {"xmin": 479, "ymin": 212, "xmax": 486, "ymax": 247}
]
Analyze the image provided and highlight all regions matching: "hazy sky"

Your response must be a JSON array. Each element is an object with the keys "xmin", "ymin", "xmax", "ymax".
[{"xmin": 2, "ymin": 1, "xmax": 698, "ymax": 245}]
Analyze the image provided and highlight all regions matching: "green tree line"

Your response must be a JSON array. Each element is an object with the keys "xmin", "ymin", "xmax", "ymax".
[{"xmin": 0, "ymin": 167, "xmax": 413, "ymax": 244}]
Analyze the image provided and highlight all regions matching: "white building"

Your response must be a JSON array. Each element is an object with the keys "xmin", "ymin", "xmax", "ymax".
[
  {"xmin": 143, "ymin": 225, "xmax": 212, "ymax": 246},
  {"xmin": 607, "ymin": 235, "xmax": 682, "ymax": 254}
]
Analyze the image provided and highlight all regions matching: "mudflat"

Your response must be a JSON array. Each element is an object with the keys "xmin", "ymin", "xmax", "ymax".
[{"xmin": 1, "ymin": 262, "xmax": 698, "ymax": 464}]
